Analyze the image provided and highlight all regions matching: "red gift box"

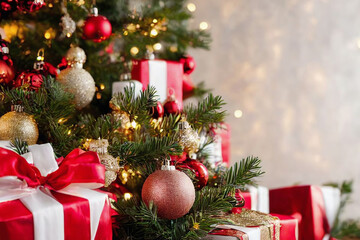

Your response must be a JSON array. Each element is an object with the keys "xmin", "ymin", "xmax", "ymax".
[
  {"xmin": 270, "ymin": 185, "xmax": 340, "ymax": 240},
  {"xmin": 132, "ymin": 59, "xmax": 184, "ymax": 108},
  {"xmin": 271, "ymin": 213, "xmax": 299, "ymax": 240},
  {"xmin": 236, "ymin": 186, "xmax": 269, "ymax": 213},
  {"xmin": 207, "ymin": 123, "xmax": 231, "ymax": 167},
  {"xmin": 0, "ymin": 144, "xmax": 112, "ymax": 240}
]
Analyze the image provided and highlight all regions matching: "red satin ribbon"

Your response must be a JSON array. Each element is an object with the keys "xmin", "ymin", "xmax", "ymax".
[
  {"xmin": 209, "ymin": 228, "xmax": 246, "ymax": 239},
  {"xmin": 0, "ymin": 147, "xmax": 105, "ymax": 190}
]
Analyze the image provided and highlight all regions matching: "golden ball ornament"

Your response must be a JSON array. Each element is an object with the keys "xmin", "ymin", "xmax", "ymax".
[
  {"xmin": 141, "ymin": 162, "xmax": 195, "ymax": 219},
  {"xmin": 57, "ymin": 67, "xmax": 95, "ymax": 109},
  {"xmin": 0, "ymin": 111, "xmax": 39, "ymax": 145}
]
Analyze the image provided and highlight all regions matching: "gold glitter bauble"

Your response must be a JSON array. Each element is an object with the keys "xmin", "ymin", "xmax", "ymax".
[
  {"xmin": 0, "ymin": 111, "xmax": 39, "ymax": 145},
  {"xmin": 57, "ymin": 68, "xmax": 95, "ymax": 109},
  {"xmin": 89, "ymin": 139, "xmax": 121, "ymax": 187},
  {"xmin": 177, "ymin": 118, "xmax": 200, "ymax": 155}
]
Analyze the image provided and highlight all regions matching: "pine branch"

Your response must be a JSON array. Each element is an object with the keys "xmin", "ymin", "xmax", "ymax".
[
  {"xmin": 9, "ymin": 139, "xmax": 29, "ymax": 155},
  {"xmin": 151, "ymin": 113, "xmax": 182, "ymax": 137},
  {"xmin": 184, "ymin": 94, "xmax": 226, "ymax": 131},
  {"xmin": 191, "ymin": 187, "xmax": 233, "ymax": 216},
  {"xmin": 78, "ymin": 114, "xmax": 121, "ymax": 140},
  {"xmin": 48, "ymin": 122, "xmax": 80, "ymax": 157},
  {"xmin": 109, "ymin": 136, "xmax": 182, "ymax": 176},
  {"xmin": 110, "ymin": 86, "xmax": 158, "ymax": 125},
  {"xmin": 224, "ymin": 156, "xmax": 264, "ymax": 188},
  {"xmin": 327, "ymin": 180, "xmax": 358, "ymax": 238}
]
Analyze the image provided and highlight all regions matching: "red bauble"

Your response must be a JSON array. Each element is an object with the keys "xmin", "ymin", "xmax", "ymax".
[
  {"xmin": 170, "ymin": 151, "xmax": 187, "ymax": 163},
  {"xmin": 150, "ymin": 101, "xmax": 164, "ymax": 119},
  {"xmin": 17, "ymin": 0, "xmax": 45, "ymax": 12},
  {"xmin": 164, "ymin": 97, "xmax": 180, "ymax": 115},
  {"xmin": 0, "ymin": 59, "xmax": 15, "ymax": 85},
  {"xmin": 13, "ymin": 71, "xmax": 43, "ymax": 91},
  {"xmin": 83, "ymin": 10, "xmax": 112, "ymax": 43},
  {"xmin": 0, "ymin": 0, "xmax": 17, "ymax": 16},
  {"xmin": 142, "ymin": 168, "xmax": 195, "ymax": 219},
  {"xmin": 0, "ymin": 38, "xmax": 10, "ymax": 52},
  {"xmin": 42, "ymin": 62, "xmax": 59, "ymax": 77},
  {"xmin": 177, "ymin": 159, "xmax": 209, "ymax": 189},
  {"xmin": 34, "ymin": 61, "xmax": 58, "ymax": 77},
  {"xmin": 231, "ymin": 207, "xmax": 243, "ymax": 214},
  {"xmin": 180, "ymin": 55, "xmax": 196, "ymax": 75}
]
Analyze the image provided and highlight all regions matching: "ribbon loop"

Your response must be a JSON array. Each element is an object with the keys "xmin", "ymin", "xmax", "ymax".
[{"xmin": 0, "ymin": 145, "xmax": 105, "ymax": 197}]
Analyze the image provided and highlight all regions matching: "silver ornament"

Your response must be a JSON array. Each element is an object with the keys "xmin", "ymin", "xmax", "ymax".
[
  {"xmin": 65, "ymin": 46, "xmax": 86, "ymax": 69},
  {"xmin": 89, "ymin": 139, "xmax": 121, "ymax": 187},
  {"xmin": 60, "ymin": 14, "xmax": 76, "ymax": 38}
]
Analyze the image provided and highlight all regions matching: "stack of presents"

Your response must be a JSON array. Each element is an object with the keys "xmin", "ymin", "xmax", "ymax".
[
  {"xmin": 206, "ymin": 185, "xmax": 341, "ymax": 240},
  {"xmin": 0, "ymin": 57, "xmax": 341, "ymax": 240}
]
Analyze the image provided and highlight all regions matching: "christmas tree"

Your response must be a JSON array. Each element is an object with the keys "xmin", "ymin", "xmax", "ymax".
[{"xmin": 0, "ymin": 1, "xmax": 265, "ymax": 239}]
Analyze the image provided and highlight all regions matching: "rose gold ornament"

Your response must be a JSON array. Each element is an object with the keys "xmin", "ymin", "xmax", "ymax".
[{"xmin": 141, "ymin": 160, "xmax": 195, "ymax": 219}]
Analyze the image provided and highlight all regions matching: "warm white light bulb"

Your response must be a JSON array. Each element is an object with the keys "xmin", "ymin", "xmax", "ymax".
[
  {"xmin": 153, "ymin": 43, "xmax": 162, "ymax": 51},
  {"xmin": 199, "ymin": 21, "xmax": 209, "ymax": 30},
  {"xmin": 187, "ymin": 3, "xmax": 196, "ymax": 12},
  {"xmin": 124, "ymin": 193, "xmax": 132, "ymax": 200},
  {"xmin": 130, "ymin": 46, "xmax": 139, "ymax": 56},
  {"xmin": 234, "ymin": 110, "xmax": 243, "ymax": 118}
]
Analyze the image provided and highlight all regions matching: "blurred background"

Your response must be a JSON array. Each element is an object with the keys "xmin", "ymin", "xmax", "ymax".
[{"xmin": 188, "ymin": 0, "xmax": 360, "ymax": 218}]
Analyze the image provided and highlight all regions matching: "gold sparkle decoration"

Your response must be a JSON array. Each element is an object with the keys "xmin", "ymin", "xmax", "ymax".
[
  {"xmin": 193, "ymin": 222, "xmax": 200, "ymax": 230},
  {"xmin": 0, "ymin": 105, "xmax": 39, "ymax": 145},
  {"xmin": 177, "ymin": 116, "xmax": 200, "ymax": 155},
  {"xmin": 113, "ymin": 111, "xmax": 130, "ymax": 128},
  {"xmin": 56, "ymin": 47, "xmax": 95, "ymax": 109},
  {"xmin": 89, "ymin": 139, "xmax": 121, "ymax": 187}
]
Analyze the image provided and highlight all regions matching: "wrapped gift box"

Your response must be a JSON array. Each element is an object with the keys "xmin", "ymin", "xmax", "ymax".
[
  {"xmin": 270, "ymin": 185, "xmax": 340, "ymax": 240},
  {"xmin": 205, "ymin": 209, "xmax": 280, "ymax": 240},
  {"xmin": 131, "ymin": 59, "xmax": 183, "ymax": 108},
  {"xmin": 236, "ymin": 186, "xmax": 269, "ymax": 214},
  {"xmin": 205, "ymin": 123, "xmax": 231, "ymax": 167},
  {"xmin": 0, "ymin": 144, "xmax": 112, "ymax": 240},
  {"xmin": 271, "ymin": 214, "xmax": 299, "ymax": 240}
]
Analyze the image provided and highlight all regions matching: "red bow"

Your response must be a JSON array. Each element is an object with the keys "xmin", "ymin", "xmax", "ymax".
[{"xmin": 0, "ymin": 148, "xmax": 105, "ymax": 191}]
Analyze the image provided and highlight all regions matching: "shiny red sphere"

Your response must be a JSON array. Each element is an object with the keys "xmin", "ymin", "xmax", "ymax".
[
  {"xmin": 151, "ymin": 101, "xmax": 164, "ymax": 119},
  {"xmin": 13, "ymin": 71, "xmax": 43, "ymax": 91},
  {"xmin": 0, "ymin": 59, "xmax": 15, "ymax": 85},
  {"xmin": 177, "ymin": 159, "xmax": 209, "ymax": 189},
  {"xmin": 180, "ymin": 56, "xmax": 196, "ymax": 75},
  {"xmin": 1, "ymin": 0, "xmax": 17, "ymax": 13},
  {"xmin": 17, "ymin": 0, "xmax": 45, "ymax": 12},
  {"xmin": 83, "ymin": 15, "xmax": 112, "ymax": 42},
  {"xmin": 164, "ymin": 99, "xmax": 180, "ymax": 115}
]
